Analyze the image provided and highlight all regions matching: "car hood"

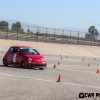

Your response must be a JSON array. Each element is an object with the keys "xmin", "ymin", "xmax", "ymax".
[{"xmin": 24, "ymin": 54, "xmax": 44, "ymax": 60}]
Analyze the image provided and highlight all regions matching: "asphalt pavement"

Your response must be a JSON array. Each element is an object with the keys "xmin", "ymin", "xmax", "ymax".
[{"xmin": 0, "ymin": 52, "xmax": 100, "ymax": 100}]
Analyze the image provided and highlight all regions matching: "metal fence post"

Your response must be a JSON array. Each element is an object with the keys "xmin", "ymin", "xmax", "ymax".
[
  {"xmin": 77, "ymin": 31, "xmax": 79, "ymax": 44},
  {"xmin": 45, "ymin": 27, "xmax": 47, "ymax": 42},
  {"xmin": 17, "ymin": 27, "xmax": 18, "ymax": 40},
  {"xmin": 36, "ymin": 26, "xmax": 38, "ymax": 42},
  {"xmin": 27, "ymin": 25, "xmax": 29, "ymax": 41},
  {"xmin": 84, "ymin": 32, "xmax": 86, "ymax": 45},
  {"xmin": 69, "ymin": 30, "xmax": 71, "ymax": 44},
  {"xmin": 54, "ymin": 28, "xmax": 56, "ymax": 43},
  {"xmin": 62, "ymin": 30, "xmax": 64, "ymax": 44},
  {"xmin": 91, "ymin": 35, "xmax": 93, "ymax": 46},
  {"xmin": 7, "ymin": 26, "xmax": 8, "ymax": 39},
  {"xmin": 98, "ymin": 39, "xmax": 99, "ymax": 46}
]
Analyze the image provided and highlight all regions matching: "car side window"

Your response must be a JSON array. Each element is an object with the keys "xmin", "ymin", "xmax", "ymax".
[
  {"xmin": 9, "ymin": 47, "xmax": 14, "ymax": 53},
  {"xmin": 33, "ymin": 49, "xmax": 40, "ymax": 55},
  {"xmin": 13, "ymin": 48, "xmax": 20, "ymax": 53}
]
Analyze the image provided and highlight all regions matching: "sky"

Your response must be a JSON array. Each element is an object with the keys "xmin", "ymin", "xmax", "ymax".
[{"xmin": 0, "ymin": 0, "xmax": 100, "ymax": 29}]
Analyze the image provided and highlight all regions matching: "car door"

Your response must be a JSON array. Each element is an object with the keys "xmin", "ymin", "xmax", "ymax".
[
  {"xmin": 15, "ymin": 48, "xmax": 22, "ymax": 65},
  {"xmin": 12, "ymin": 47, "xmax": 21, "ymax": 65},
  {"xmin": 7, "ymin": 47, "xmax": 14, "ymax": 64}
]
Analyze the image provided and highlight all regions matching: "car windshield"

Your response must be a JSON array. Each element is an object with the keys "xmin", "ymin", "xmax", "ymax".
[{"xmin": 21, "ymin": 48, "xmax": 40, "ymax": 55}]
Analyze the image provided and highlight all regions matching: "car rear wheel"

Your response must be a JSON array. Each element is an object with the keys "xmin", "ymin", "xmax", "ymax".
[
  {"xmin": 3, "ymin": 59, "xmax": 8, "ymax": 66},
  {"xmin": 20, "ymin": 61, "xmax": 27, "ymax": 69},
  {"xmin": 39, "ymin": 68, "xmax": 44, "ymax": 70}
]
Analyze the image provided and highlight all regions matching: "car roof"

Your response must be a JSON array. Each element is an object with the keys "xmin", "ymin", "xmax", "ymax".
[{"xmin": 10, "ymin": 46, "xmax": 35, "ymax": 49}]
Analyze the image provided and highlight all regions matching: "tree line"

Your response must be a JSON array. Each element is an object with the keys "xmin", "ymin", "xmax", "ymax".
[
  {"xmin": 0, "ymin": 20, "xmax": 99, "ymax": 40},
  {"xmin": 0, "ymin": 20, "xmax": 34, "ymax": 34}
]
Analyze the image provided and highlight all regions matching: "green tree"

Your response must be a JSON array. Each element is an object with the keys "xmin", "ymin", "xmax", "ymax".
[
  {"xmin": 20, "ymin": 28, "xmax": 25, "ymax": 34},
  {"xmin": 11, "ymin": 21, "xmax": 22, "ymax": 32},
  {"xmin": 30, "ymin": 31, "xmax": 34, "ymax": 34},
  {"xmin": 85, "ymin": 26, "xmax": 99, "ymax": 40},
  {"xmin": 0, "ymin": 21, "xmax": 9, "ymax": 31},
  {"xmin": 27, "ymin": 29, "xmax": 34, "ymax": 34}
]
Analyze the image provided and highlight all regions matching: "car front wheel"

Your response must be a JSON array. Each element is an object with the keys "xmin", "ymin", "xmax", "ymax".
[
  {"xmin": 39, "ymin": 68, "xmax": 44, "ymax": 70},
  {"xmin": 20, "ymin": 61, "xmax": 27, "ymax": 69}
]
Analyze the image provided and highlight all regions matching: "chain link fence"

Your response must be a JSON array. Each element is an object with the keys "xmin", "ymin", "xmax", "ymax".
[{"xmin": 0, "ymin": 25, "xmax": 100, "ymax": 46}]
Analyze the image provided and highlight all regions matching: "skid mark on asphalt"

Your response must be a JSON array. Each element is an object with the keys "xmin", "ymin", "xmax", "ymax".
[
  {"xmin": 46, "ymin": 58, "xmax": 100, "ymax": 63},
  {"xmin": 0, "ymin": 72, "xmax": 100, "ymax": 90},
  {"xmin": 47, "ymin": 66, "xmax": 96, "ymax": 74},
  {"xmin": 47, "ymin": 64, "xmax": 100, "ymax": 68}
]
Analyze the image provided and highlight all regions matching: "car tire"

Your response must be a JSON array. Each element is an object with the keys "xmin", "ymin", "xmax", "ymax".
[
  {"xmin": 3, "ymin": 58, "xmax": 8, "ymax": 66},
  {"xmin": 20, "ymin": 61, "xmax": 27, "ymax": 69},
  {"xmin": 39, "ymin": 68, "xmax": 44, "ymax": 70}
]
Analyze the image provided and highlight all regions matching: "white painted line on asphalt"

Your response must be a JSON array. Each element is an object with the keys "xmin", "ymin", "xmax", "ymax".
[
  {"xmin": 0, "ymin": 73, "xmax": 55, "ymax": 82},
  {"xmin": 46, "ymin": 57, "xmax": 98, "ymax": 62},
  {"xmin": 47, "ymin": 66, "xmax": 95, "ymax": 74},
  {"xmin": 0, "ymin": 72, "xmax": 100, "ymax": 89},
  {"xmin": 47, "ymin": 64, "xmax": 84, "ymax": 66},
  {"xmin": 62, "ymin": 82, "xmax": 100, "ymax": 89},
  {"xmin": 61, "ymin": 59, "xmax": 99, "ymax": 62}
]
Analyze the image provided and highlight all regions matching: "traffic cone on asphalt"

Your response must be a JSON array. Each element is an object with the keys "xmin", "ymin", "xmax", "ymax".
[
  {"xmin": 58, "ymin": 61, "xmax": 60, "ymax": 65},
  {"xmin": 54, "ymin": 64, "xmax": 56, "ymax": 68},
  {"xmin": 88, "ymin": 63, "xmax": 90, "ymax": 67},
  {"xmin": 82, "ymin": 59, "xmax": 84, "ymax": 61},
  {"xmin": 57, "ymin": 74, "xmax": 61, "ymax": 82},
  {"xmin": 97, "ymin": 69, "xmax": 100, "ymax": 74}
]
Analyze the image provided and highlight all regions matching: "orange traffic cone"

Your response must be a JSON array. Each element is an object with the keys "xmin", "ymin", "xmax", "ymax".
[
  {"xmin": 97, "ymin": 69, "xmax": 100, "ymax": 74},
  {"xmin": 54, "ymin": 64, "xmax": 56, "ymax": 68},
  {"xmin": 58, "ymin": 61, "xmax": 60, "ymax": 65},
  {"xmin": 57, "ymin": 74, "xmax": 61, "ymax": 82},
  {"xmin": 66, "ymin": 56, "xmax": 68, "ymax": 58},
  {"xmin": 88, "ymin": 63, "xmax": 90, "ymax": 67},
  {"xmin": 82, "ymin": 59, "xmax": 84, "ymax": 61}
]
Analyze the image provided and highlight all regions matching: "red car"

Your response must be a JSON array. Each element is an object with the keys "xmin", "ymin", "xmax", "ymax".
[{"xmin": 3, "ymin": 46, "xmax": 47, "ymax": 70}]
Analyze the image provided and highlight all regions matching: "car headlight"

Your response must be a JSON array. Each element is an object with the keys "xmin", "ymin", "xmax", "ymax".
[{"xmin": 28, "ymin": 58, "xmax": 32, "ymax": 61}]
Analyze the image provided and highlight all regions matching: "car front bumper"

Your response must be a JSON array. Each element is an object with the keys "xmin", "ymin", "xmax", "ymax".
[
  {"xmin": 32, "ymin": 65, "xmax": 46, "ymax": 69},
  {"xmin": 27, "ymin": 61, "xmax": 47, "ymax": 68}
]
